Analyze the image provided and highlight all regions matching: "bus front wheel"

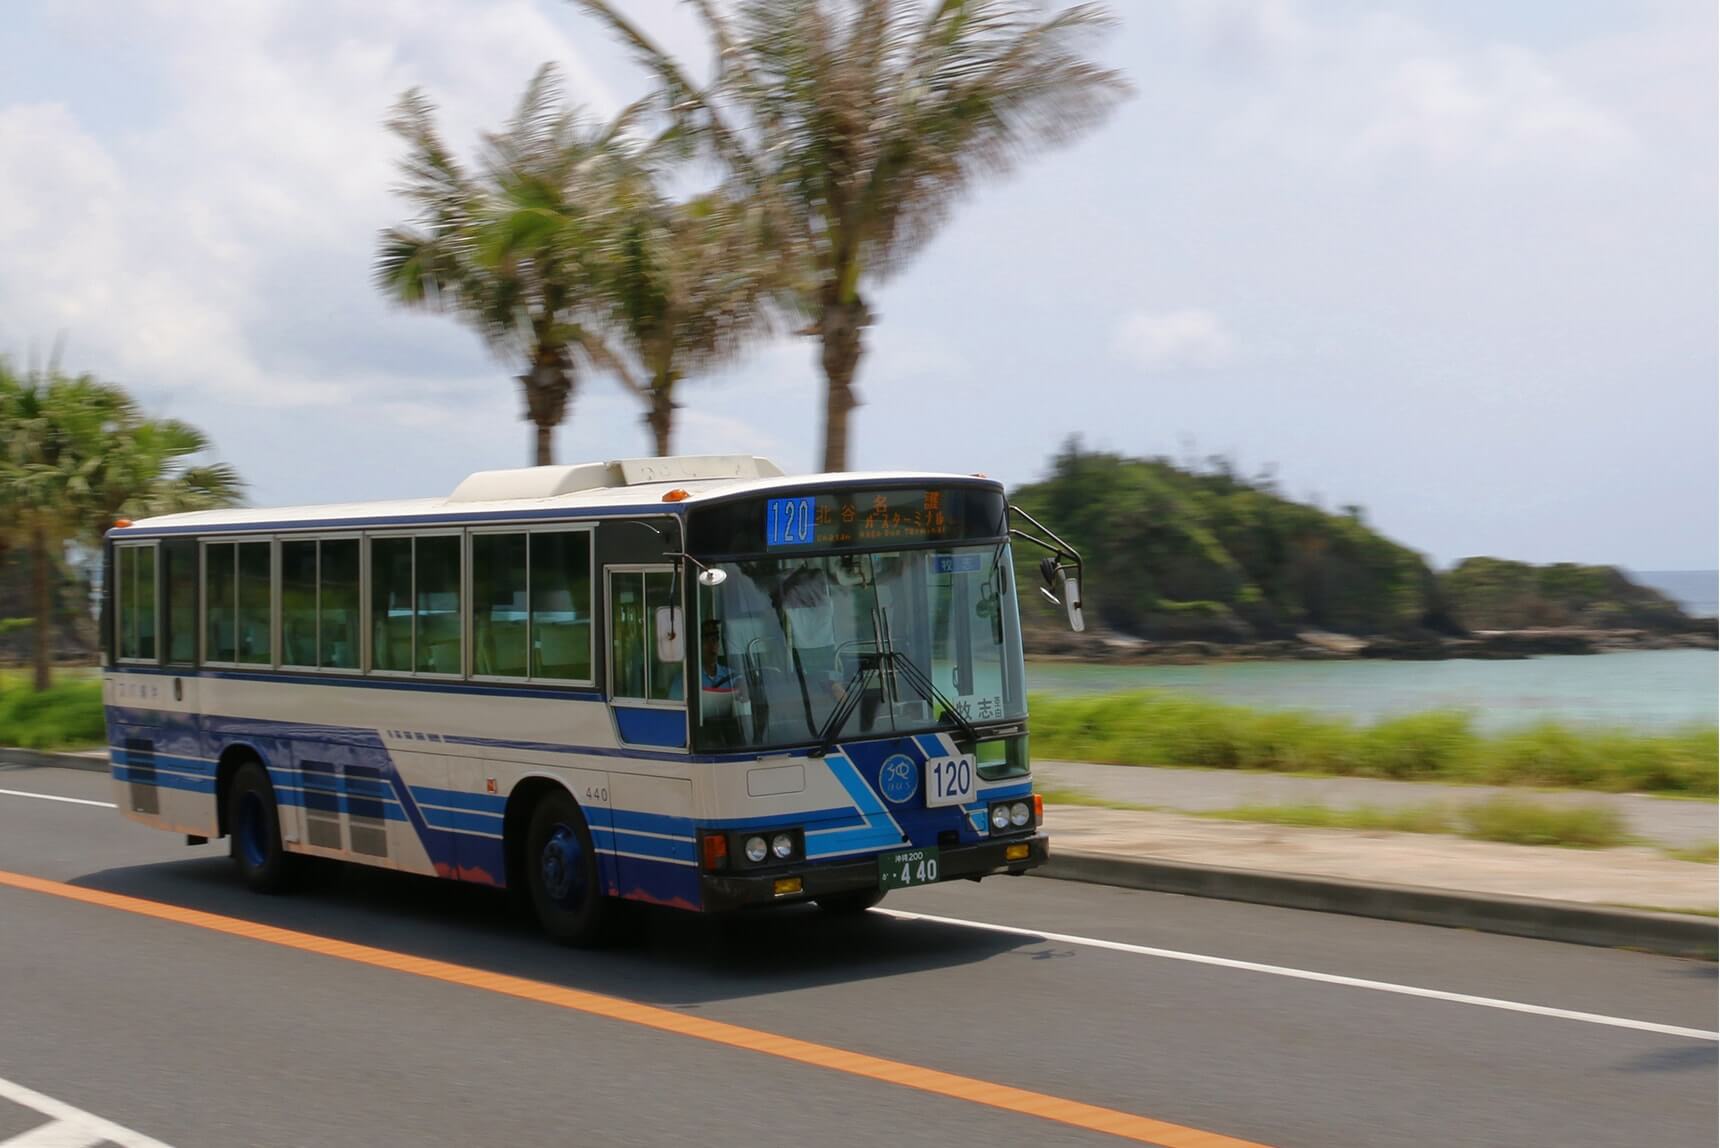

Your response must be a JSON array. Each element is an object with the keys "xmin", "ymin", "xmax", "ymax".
[
  {"xmin": 228, "ymin": 761, "xmax": 295, "ymax": 893},
  {"xmin": 524, "ymin": 789, "xmax": 613, "ymax": 946}
]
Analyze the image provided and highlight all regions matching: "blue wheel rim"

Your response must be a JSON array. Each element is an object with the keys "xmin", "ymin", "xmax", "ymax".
[
  {"xmin": 237, "ymin": 790, "xmax": 268, "ymax": 868},
  {"xmin": 540, "ymin": 823, "xmax": 585, "ymax": 907}
]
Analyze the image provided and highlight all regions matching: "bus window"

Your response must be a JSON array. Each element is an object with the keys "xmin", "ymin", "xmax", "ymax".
[
  {"xmin": 474, "ymin": 532, "xmax": 529, "ymax": 677},
  {"xmin": 645, "ymin": 571, "xmax": 683, "ymax": 702},
  {"xmin": 204, "ymin": 542, "xmax": 237, "ymax": 663},
  {"xmin": 530, "ymin": 530, "xmax": 591, "ymax": 682},
  {"xmin": 318, "ymin": 539, "xmax": 360, "ymax": 669},
  {"xmin": 116, "ymin": 544, "xmax": 158, "ymax": 662},
  {"xmin": 281, "ymin": 539, "xmax": 318, "ymax": 667},
  {"xmin": 162, "ymin": 539, "xmax": 197, "ymax": 665},
  {"xmin": 236, "ymin": 541, "xmax": 271, "ymax": 665},
  {"xmin": 370, "ymin": 537, "xmax": 413, "ymax": 672},
  {"xmin": 414, "ymin": 535, "xmax": 462, "ymax": 674},
  {"xmin": 609, "ymin": 573, "xmax": 647, "ymax": 699}
]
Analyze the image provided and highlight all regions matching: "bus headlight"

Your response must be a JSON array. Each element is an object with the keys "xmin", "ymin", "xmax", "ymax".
[
  {"xmin": 771, "ymin": 832, "xmax": 794, "ymax": 859},
  {"xmin": 990, "ymin": 805, "xmax": 1011, "ymax": 831},
  {"xmin": 1009, "ymin": 801, "xmax": 1031, "ymax": 828},
  {"xmin": 744, "ymin": 835, "xmax": 769, "ymax": 863}
]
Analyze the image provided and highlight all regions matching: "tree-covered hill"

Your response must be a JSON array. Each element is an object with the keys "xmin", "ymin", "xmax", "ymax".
[
  {"xmin": 1439, "ymin": 558, "xmax": 1696, "ymax": 632},
  {"xmin": 1008, "ymin": 444, "xmax": 1461, "ymax": 642},
  {"xmin": 1007, "ymin": 444, "xmax": 1708, "ymax": 648}
]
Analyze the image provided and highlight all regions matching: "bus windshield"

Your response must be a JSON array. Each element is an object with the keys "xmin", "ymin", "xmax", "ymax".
[{"xmin": 692, "ymin": 544, "xmax": 1026, "ymax": 752}]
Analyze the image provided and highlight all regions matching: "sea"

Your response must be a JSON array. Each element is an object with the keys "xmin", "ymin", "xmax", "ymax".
[{"xmin": 1026, "ymin": 570, "xmax": 1718, "ymax": 733}]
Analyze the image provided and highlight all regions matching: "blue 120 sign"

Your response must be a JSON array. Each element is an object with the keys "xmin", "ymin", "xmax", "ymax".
[{"xmin": 765, "ymin": 496, "xmax": 816, "ymax": 547}]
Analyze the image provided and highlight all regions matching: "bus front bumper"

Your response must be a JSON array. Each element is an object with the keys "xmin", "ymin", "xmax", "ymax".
[{"xmin": 698, "ymin": 833, "xmax": 1049, "ymax": 912}]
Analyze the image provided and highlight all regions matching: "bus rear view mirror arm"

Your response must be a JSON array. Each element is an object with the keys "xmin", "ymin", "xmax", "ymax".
[{"xmin": 1007, "ymin": 505, "xmax": 1086, "ymax": 633}]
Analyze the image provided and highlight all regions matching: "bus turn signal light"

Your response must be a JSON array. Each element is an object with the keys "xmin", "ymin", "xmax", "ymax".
[
  {"xmin": 1032, "ymin": 794, "xmax": 1043, "ymax": 823},
  {"xmin": 773, "ymin": 877, "xmax": 803, "ymax": 897},
  {"xmin": 701, "ymin": 832, "xmax": 728, "ymax": 870},
  {"xmin": 1005, "ymin": 843, "xmax": 1031, "ymax": 862}
]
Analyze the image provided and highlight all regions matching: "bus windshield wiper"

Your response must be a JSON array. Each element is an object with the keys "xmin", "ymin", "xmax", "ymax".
[
  {"xmin": 884, "ymin": 651, "xmax": 980, "ymax": 748},
  {"xmin": 810, "ymin": 653, "xmax": 881, "ymax": 758}
]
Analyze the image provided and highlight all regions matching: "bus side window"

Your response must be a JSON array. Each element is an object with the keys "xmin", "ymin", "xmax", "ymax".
[
  {"xmin": 609, "ymin": 573, "xmax": 647, "ymax": 699},
  {"xmin": 162, "ymin": 539, "xmax": 197, "ymax": 666}
]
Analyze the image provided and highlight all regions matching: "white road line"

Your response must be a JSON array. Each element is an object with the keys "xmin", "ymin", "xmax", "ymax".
[
  {"xmin": 875, "ymin": 907, "xmax": 1720, "ymax": 1042},
  {"xmin": 4, "ymin": 780, "xmax": 1710, "ymax": 1043},
  {"xmin": 0, "ymin": 1074, "xmax": 175, "ymax": 1148},
  {"xmin": 0, "ymin": 788, "xmax": 114, "ymax": 809}
]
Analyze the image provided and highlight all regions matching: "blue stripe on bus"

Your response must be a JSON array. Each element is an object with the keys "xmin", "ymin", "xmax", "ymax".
[
  {"xmin": 591, "ymin": 827, "xmax": 697, "ymax": 864},
  {"xmin": 410, "ymin": 786, "xmax": 507, "ymax": 814},
  {"xmin": 112, "ymin": 766, "xmax": 215, "ymax": 794}
]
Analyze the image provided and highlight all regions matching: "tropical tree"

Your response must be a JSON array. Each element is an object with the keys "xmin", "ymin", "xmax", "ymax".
[
  {"xmin": 575, "ymin": 0, "xmax": 1130, "ymax": 470},
  {"xmin": 376, "ymin": 65, "xmax": 636, "ymax": 466},
  {"xmin": 602, "ymin": 186, "xmax": 787, "ymax": 456},
  {"xmin": 0, "ymin": 358, "xmax": 242, "ymax": 690}
]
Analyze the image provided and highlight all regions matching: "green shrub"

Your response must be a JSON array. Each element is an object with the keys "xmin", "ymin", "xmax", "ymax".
[
  {"xmin": 0, "ymin": 678, "xmax": 106, "ymax": 749},
  {"xmin": 1028, "ymin": 689, "xmax": 1717, "ymax": 796},
  {"xmin": 1456, "ymin": 796, "xmax": 1628, "ymax": 848}
]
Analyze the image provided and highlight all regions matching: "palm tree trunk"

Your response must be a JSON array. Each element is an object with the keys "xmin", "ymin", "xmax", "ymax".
[
  {"xmin": 520, "ymin": 338, "xmax": 573, "ymax": 467},
  {"xmin": 533, "ymin": 420, "xmax": 553, "ymax": 466},
  {"xmin": 31, "ymin": 521, "xmax": 52, "ymax": 692},
  {"xmin": 819, "ymin": 297, "xmax": 865, "ymax": 472},
  {"xmin": 647, "ymin": 368, "xmax": 677, "ymax": 457}
]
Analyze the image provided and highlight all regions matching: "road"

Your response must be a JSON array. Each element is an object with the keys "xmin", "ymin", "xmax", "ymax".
[{"xmin": 0, "ymin": 764, "xmax": 1713, "ymax": 1148}]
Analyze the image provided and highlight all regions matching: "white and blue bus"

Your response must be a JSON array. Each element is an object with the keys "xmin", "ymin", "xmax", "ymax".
[{"xmin": 101, "ymin": 456, "xmax": 1086, "ymax": 943}]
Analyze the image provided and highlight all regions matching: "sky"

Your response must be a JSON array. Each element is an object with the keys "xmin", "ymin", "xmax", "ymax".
[{"xmin": 0, "ymin": 0, "xmax": 1714, "ymax": 570}]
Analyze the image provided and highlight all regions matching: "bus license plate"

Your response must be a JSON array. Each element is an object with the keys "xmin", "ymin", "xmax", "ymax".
[
  {"xmin": 879, "ymin": 846, "xmax": 941, "ymax": 891},
  {"xmin": 924, "ymin": 755, "xmax": 975, "ymax": 808}
]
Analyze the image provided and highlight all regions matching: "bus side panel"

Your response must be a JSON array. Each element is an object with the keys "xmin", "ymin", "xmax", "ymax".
[
  {"xmin": 455, "ymin": 761, "xmax": 614, "ymax": 893},
  {"xmin": 106, "ymin": 673, "xmax": 219, "ymax": 838},
  {"xmin": 607, "ymin": 774, "xmax": 700, "ymax": 910}
]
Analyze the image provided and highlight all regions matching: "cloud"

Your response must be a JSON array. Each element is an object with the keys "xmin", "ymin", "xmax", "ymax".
[
  {"xmin": 1111, "ymin": 308, "xmax": 1236, "ymax": 371},
  {"xmin": 1185, "ymin": 1, "xmax": 1634, "ymax": 177}
]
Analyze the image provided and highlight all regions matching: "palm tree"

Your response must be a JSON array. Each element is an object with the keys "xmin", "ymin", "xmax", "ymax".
[
  {"xmin": 602, "ymin": 186, "xmax": 786, "ymax": 456},
  {"xmin": 376, "ymin": 65, "xmax": 635, "ymax": 466},
  {"xmin": 574, "ymin": 0, "xmax": 1130, "ymax": 471},
  {"xmin": 0, "ymin": 358, "xmax": 243, "ymax": 690}
]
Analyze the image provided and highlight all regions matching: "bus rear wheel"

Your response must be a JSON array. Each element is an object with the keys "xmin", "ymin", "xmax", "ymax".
[
  {"xmin": 524, "ymin": 789, "xmax": 613, "ymax": 946},
  {"xmin": 228, "ymin": 761, "xmax": 295, "ymax": 893}
]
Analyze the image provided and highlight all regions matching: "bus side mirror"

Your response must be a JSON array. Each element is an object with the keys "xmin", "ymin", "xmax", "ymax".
[
  {"xmin": 1037, "ymin": 568, "xmax": 1085, "ymax": 632},
  {"xmin": 1062, "ymin": 576, "xmax": 1085, "ymax": 633},
  {"xmin": 655, "ymin": 606, "xmax": 685, "ymax": 665}
]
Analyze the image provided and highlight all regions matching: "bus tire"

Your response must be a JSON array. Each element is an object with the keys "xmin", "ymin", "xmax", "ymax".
[
  {"xmin": 815, "ymin": 888, "xmax": 885, "ymax": 915},
  {"xmin": 524, "ymin": 789, "xmax": 613, "ymax": 947},
  {"xmin": 228, "ymin": 761, "xmax": 295, "ymax": 893}
]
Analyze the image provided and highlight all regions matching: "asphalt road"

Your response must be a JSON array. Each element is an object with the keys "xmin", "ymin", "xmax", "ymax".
[{"xmin": 0, "ymin": 764, "xmax": 1713, "ymax": 1148}]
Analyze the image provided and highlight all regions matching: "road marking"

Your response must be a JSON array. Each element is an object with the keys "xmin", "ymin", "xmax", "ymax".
[
  {"xmin": 10, "ymin": 781, "xmax": 1703, "ymax": 1042},
  {"xmin": 0, "ymin": 1073, "xmax": 175, "ymax": 1148},
  {"xmin": 875, "ymin": 908, "xmax": 1719, "ymax": 1042},
  {"xmin": 0, "ymin": 870, "xmax": 1270, "ymax": 1148},
  {"xmin": 0, "ymin": 789, "xmax": 114, "ymax": 809}
]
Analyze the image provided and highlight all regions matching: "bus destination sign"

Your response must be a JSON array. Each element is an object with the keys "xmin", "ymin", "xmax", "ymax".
[{"xmin": 766, "ymin": 489, "xmax": 954, "ymax": 549}]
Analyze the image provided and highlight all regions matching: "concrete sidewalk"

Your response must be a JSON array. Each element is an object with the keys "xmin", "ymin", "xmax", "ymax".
[
  {"xmin": 1036, "ymin": 760, "xmax": 1718, "ymax": 848},
  {"xmin": 1042, "ymin": 804, "xmax": 1717, "ymax": 914}
]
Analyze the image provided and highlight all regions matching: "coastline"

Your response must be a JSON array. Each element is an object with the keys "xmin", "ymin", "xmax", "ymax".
[{"xmin": 1025, "ymin": 624, "xmax": 1718, "ymax": 665}]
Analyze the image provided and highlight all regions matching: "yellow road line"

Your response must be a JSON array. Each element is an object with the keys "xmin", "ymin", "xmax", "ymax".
[{"xmin": 0, "ymin": 868, "xmax": 1272, "ymax": 1148}]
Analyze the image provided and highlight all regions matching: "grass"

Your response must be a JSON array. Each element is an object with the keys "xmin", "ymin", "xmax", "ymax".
[
  {"xmin": 1605, "ymin": 904, "xmax": 1719, "ymax": 919},
  {"xmin": 1029, "ymin": 690, "xmax": 1719, "ymax": 797},
  {"xmin": 0, "ymin": 673, "xmax": 106, "ymax": 749},
  {"xmin": 1195, "ymin": 796, "xmax": 1632, "ymax": 849},
  {"xmin": 1662, "ymin": 841, "xmax": 1720, "ymax": 865}
]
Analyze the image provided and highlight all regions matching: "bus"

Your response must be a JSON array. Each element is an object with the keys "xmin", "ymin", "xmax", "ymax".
[{"xmin": 100, "ymin": 456, "xmax": 1086, "ymax": 943}]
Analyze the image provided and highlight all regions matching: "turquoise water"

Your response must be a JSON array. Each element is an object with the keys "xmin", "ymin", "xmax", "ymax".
[{"xmin": 1026, "ymin": 649, "xmax": 1718, "ymax": 732}]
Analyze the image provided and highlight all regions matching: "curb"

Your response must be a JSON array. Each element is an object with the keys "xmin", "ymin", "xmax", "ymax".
[
  {"xmin": 0, "ymin": 747, "xmax": 107, "ymax": 773},
  {"xmin": 1036, "ymin": 850, "xmax": 1718, "ymax": 959}
]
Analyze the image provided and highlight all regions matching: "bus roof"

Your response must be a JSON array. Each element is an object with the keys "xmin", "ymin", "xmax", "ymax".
[{"xmin": 111, "ymin": 455, "xmax": 1001, "ymax": 536}]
